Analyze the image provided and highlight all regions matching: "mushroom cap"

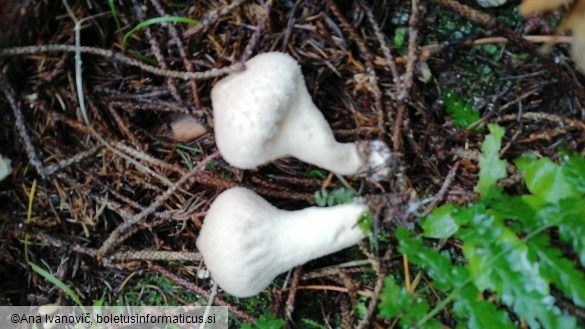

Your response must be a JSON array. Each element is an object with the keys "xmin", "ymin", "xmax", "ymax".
[
  {"xmin": 211, "ymin": 52, "xmax": 303, "ymax": 169},
  {"xmin": 196, "ymin": 187, "xmax": 282, "ymax": 297}
]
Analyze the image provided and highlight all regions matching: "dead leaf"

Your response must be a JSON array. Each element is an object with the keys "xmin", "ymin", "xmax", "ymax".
[
  {"xmin": 562, "ymin": 0, "xmax": 585, "ymax": 73},
  {"xmin": 519, "ymin": 0, "xmax": 574, "ymax": 16},
  {"xmin": 169, "ymin": 115, "xmax": 207, "ymax": 142},
  {"xmin": 559, "ymin": 0, "xmax": 585, "ymax": 32}
]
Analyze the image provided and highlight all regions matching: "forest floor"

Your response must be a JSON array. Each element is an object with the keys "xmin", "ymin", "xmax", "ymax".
[{"xmin": 0, "ymin": 0, "xmax": 584, "ymax": 328}]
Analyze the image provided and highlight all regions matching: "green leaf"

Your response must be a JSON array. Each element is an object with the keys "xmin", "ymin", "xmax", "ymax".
[
  {"xmin": 555, "ymin": 198, "xmax": 585, "ymax": 265},
  {"xmin": 306, "ymin": 169, "xmax": 327, "ymax": 179},
  {"xmin": 481, "ymin": 44, "xmax": 502, "ymax": 60},
  {"xmin": 443, "ymin": 89, "xmax": 482, "ymax": 131},
  {"xmin": 132, "ymin": 50, "xmax": 158, "ymax": 65},
  {"xmin": 123, "ymin": 16, "xmax": 200, "ymax": 45},
  {"xmin": 528, "ymin": 235, "xmax": 585, "ymax": 307},
  {"xmin": 176, "ymin": 149, "xmax": 193, "ymax": 169},
  {"xmin": 107, "ymin": 0, "xmax": 121, "ymax": 29},
  {"xmin": 312, "ymin": 188, "xmax": 356, "ymax": 207},
  {"xmin": 489, "ymin": 196, "xmax": 536, "ymax": 227},
  {"xmin": 378, "ymin": 275, "xmax": 442, "ymax": 329},
  {"xmin": 172, "ymin": 143, "xmax": 201, "ymax": 153},
  {"xmin": 402, "ymin": 148, "xmax": 584, "ymax": 329},
  {"xmin": 28, "ymin": 262, "xmax": 84, "ymax": 308},
  {"xmin": 93, "ymin": 293, "xmax": 106, "ymax": 307},
  {"xmin": 421, "ymin": 204, "xmax": 459, "ymax": 238},
  {"xmin": 561, "ymin": 151, "xmax": 585, "ymax": 194},
  {"xmin": 355, "ymin": 296, "xmax": 368, "ymax": 318},
  {"xmin": 453, "ymin": 285, "xmax": 515, "ymax": 329},
  {"xmin": 299, "ymin": 318, "xmax": 327, "ymax": 329},
  {"xmin": 378, "ymin": 276, "xmax": 406, "ymax": 319},
  {"xmin": 476, "ymin": 124, "xmax": 507, "ymax": 198},
  {"xmin": 394, "ymin": 27, "xmax": 407, "ymax": 48},
  {"xmin": 459, "ymin": 212, "xmax": 577, "ymax": 329},
  {"xmin": 397, "ymin": 227, "xmax": 467, "ymax": 291},
  {"xmin": 515, "ymin": 156, "xmax": 579, "ymax": 206},
  {"xmin": 241, "ymin": 314, "xmax": 285, "ymax": 329},
  {"xmin": 357, "ymin": 210, "xmax": 373, "ymax": 234}
]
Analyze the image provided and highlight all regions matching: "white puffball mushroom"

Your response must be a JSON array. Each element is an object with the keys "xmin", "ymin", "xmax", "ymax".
[
  {"xmin": 0, "ymin": 154, "xmax": 12, "ymax": 182},
  {"xmin": 211, "ymin": 52, "xmax": 393, "ymax": 181},
  {"xmin": 196, "ymin": 187, "xmax": 368, "ymax": 298}
]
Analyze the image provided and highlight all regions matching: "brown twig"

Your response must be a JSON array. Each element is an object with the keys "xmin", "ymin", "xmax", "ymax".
[
  {"xmin": 355, "ymin": 268, "xmax": 386, "ymax": 329},
  {"xmin": 516, "ymin": 126, "xmax": 572, "ymax": 143},
  {"xmin": 360, "ymin": 1, "xmax": 401, "ymax": 91},
  {"xmin": 393, "ymin": 0, "xmax": 421, "ymax": 152},
  {"xmin": 285, "ymin": 266, "xmax": 302, "ymax": 320},
  {"xmin": 97, "ymin": 152, "xmax": 220, "ymax": 257},
  {"xmin": 0, "ymin": 45, "xmax": 245, "ymax": 80},
  {"xmin": 266, "ymin": 174, "xmax": 322, "ymax": 188},
  {"xmin": 428, "ymin": 0, "xmax": 496, "ymax": 28},
  {"xmin": 184, "ymin": 0, "xmax": 248, "ymax": 37},
  {"xmin": 323, "ymin": 0, "xmax": 386, "ymax": 139},
  {"xmin": 338, "ymin": 269, "xmax": 358, "ymax": 307},
  {"xmin": 132, "ymin": 0, "xmax": 183, "ymax": 105},
  {"xmin": 241, "ymin": 0, "xmax": 274, "ymax": 62},
  {"xmin": 36, "ymin": 232, "xmax": 98, "ymax": 257},
  {"xmin": 497, "ymin": 112, "xmax": 585, "ymax": 131},
  {"xmin": 151, "ymin": 264, "xmax": 256, "ymax": 324},
  {"xmin": 420, "ymin": 161, "xmax": 460, "ymax": 217},
  {"xmin": 113, "ymin": 144, "xmax": 313, "ymax": 200},
  {"xmin": 340, "ymin": 295, "xmax": 354, "ymax": 329},
  {"xmin": 287, "ymin": 285, "xmax": 373, "ymax": 298},
  {"xmin": 249, "ymin": 186, "xmax": 313, "ymax": 201},
  {"xmin": 110, "ymin": 250, "xmax": 201, "ymax": 262},
  {"xmin": 107, "ymin": 106, "xmax": 141, "ymax": 148},
  {"xmin": 404, "ymin": 35, "xmax": 573, "ymax": 63},
  {"xmin": 428, "ymin": 0, "xmax": 585, "ymax": 103},
  {"xmin": 0, "ymin": 77, "xmax": 48, "ymax": 178},
  {"xmin": 400, "ymin": 0, "xmax": 421, "ymax": 102},
  {"xmin": 43, "ymin": 145, "xmax": 102, "ymax": 176},
  {"xmin": 150, "ymin": 0, "xmax": 203, "ymax": 111}
]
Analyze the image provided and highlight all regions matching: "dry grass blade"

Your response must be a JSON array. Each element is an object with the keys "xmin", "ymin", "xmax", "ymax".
[{"xmin": 0, "ymin": 78, "xmax": 47, "ymax": 178}]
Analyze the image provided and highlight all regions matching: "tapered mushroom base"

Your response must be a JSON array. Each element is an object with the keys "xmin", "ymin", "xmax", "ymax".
[{"xmin": 356, "ymin": 140, "xmax": 395, "ymax": 181}]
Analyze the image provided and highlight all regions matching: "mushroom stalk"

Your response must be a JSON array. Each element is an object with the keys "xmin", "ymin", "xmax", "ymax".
[
  {"xmin": 196, "ymin": 187, "xmax": 367, "ymax": 298},
  {"xmin": 266, "ymin": 88, "xmax": 362, "ymax": 175},
  {"xmin": 273, "ymin": 201, "xmax": 367, "ymax": 270}
]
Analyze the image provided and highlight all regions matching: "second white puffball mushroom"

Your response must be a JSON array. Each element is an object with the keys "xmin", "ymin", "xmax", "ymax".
[
  {"xmin": 196, "ymin": 187, "xmax": 368, "ymax": 298},
  {"xmin": 211, "ymin": 52, "xmax": 393, "ymax": 180}
]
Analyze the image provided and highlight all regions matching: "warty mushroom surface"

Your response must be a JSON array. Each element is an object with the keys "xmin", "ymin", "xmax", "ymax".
[{"xmin": 211, "ymin": 52, "xmax": 393, "ymax": 180}]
